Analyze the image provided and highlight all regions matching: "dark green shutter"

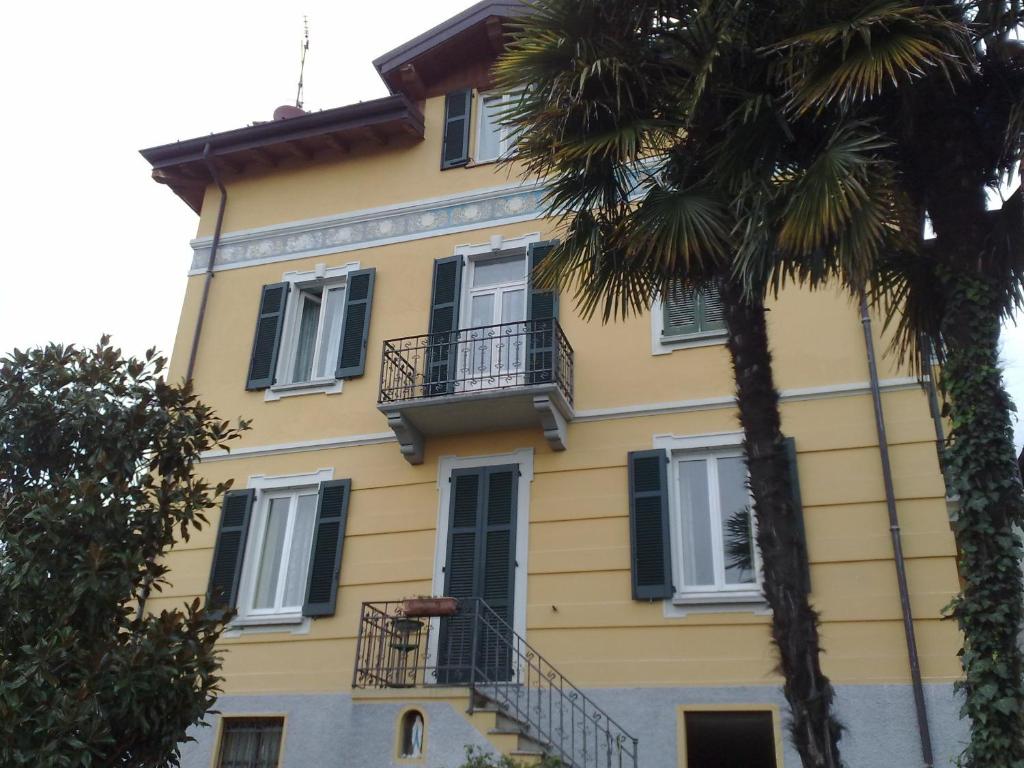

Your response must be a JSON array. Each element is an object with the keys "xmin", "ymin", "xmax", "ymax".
[
  {"xmin": 526, "ymin": 241, "xmax": 559, "ymax": 385},
  {"xmin": 700, "ymin": 285, "xmax": 726, "ymax": 332},
  {"xmin": 628, "ymin": 449, "xmax": 673, "ymax": 600},
  {"xmin": 335, "ymin": 268, "xmax": 376, "ymax": 379},
  {"xmin": 206, "ymin": 489, "xmax": 255, "ymax": 616},
  {"xmin": 663, "ymin": 283, "xmax": 726, "ymax": 336},
  {"xmin": 441, "ymin": 89, "xmax": 472, "ymax": 169},
  {"xmin": 426, "ymin": 256, "xmax": 463, "ymax": 395},
  {"xmin": 303, "ymin": 479, "xmax": 351, "ymax": 617},
  {"xmin": 439, "ymin": 465, "xmax": 518, "ymax": 683},
  {"xmin": 784, "ymin": 437, "xmax": 812, "ymax": 592},
  {"xmin": 246, "ymin": 283, "xmax": 290, "ymax": 390}
]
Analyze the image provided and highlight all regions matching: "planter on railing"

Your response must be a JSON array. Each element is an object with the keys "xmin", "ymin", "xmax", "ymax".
[{"xmin": 403, "ymin": 596, "xmax": 459, "ymax": 617}]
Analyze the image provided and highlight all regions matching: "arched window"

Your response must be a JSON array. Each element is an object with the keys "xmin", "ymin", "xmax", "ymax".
[{"xmin": 399, "ymin": 709, "xmax": 425, "ymax": 759}]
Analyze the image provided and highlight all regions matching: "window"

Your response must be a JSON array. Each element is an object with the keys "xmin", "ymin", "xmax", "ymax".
[
  {"xmin": 683, "ymin": 710, "xmax": 778, "ymax": 768},
  {"xmin": 279, "ymin": 282, "xmax": 346, "ymax": 385},
  {"xmin": 663, "ymin": 283, "xmax": 726, "ymax": 338},
  {"xmin": 243, "ymin": 489, "xmax": 319, "ymax": 618},
  {"xmin": 217, "ymin": 718, "xmax": 283, "ymax": 768},
  {"xmin": 671, "ymin": 449, "xmax": 760, "ymax": 601},
  {"xmin": 475, "ymin": 91, "xmax": 519, "ymax": 163}
]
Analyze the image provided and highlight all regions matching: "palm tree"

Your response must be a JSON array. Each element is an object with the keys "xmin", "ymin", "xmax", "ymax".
[
  {"xmin": 495, "ymin": 3, "xmax": 864, "ymax": 765},
  {"xmin": 755, "ymin": 6, "xmax": 1024, "ymax": 766}
]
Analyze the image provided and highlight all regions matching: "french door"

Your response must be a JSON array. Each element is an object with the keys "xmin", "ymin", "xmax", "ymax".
[{"xmin": 458, "ymin": 253, "xmax": 528, "ymax": 391}]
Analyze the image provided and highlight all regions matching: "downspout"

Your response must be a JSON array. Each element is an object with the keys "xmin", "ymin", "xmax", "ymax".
[
  {"xmin": 185, "ymin": 142, "xmax": 228, "ymax": 382},
  {"xmin": 860, "ymin": 297, "xmax": 935, "ymax": 768}
]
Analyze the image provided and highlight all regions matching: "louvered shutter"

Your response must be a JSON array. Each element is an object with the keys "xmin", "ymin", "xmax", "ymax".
[
  {"xmin": 303, "ymin": 479, "xmax": 351, "ymax": 617},
  {"xmin": 206, "ymin": 489, "xmax": 255, "ymax": 617},
  {"xmin": 628, "ymin": 449, "xmax": 674, "ymax": 600},
  {"xmin": 438, "ymin": 468, "xmax": 485, "ymax": 683},
  {"xmin": 246, "ymin": 283, "xmax": 290, "ymax": 390},
  {"xmin": 699, "ymin": 285, "xmax": 726, "ymax": 332},
  {"xmin": 335, "ymin": 268, "xmax": 376, "ymax": 379},
  {"xmin": 479, "ymin": 466, "xmax": 517, "ymax": 682},
  {"xmin": 441, "ymin": 89, "xmax": 472, "ymax": 169},
  {"xmin": 526, "ymin": 241, "xmax": 559, "ymax": 385},
  {"xmin": 784, "ymin": 437, "xmax": 812, "ymax": 592},
  {"xmin": 662, "ymin": 283, "xmax": 699, "ymax": 336},
  {"xmin": 425, "ymin": 256, "xmax": 463, "ymax": 396}
]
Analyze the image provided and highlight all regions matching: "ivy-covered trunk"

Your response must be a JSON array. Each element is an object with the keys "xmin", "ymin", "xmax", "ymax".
[
  {"xmin": 939, "ymin": 269, "xmax": 1024, "ymax": 768},
  {"xmin": 719, "ymin": 279, "xmax": 844, "ymax": 768}
]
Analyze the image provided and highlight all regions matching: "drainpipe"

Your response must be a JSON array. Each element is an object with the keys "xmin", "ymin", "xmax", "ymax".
[
  {"xmin": 185, "ymin": 142, "xmax": 228, "ymax": 382},
  {"xmin": 860, "ymin": 297, "xmax": 935, "ymax": 768}
]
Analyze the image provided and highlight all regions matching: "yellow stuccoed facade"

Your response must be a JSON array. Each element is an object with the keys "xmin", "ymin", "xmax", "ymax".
[{"xmin": 145, "ymin": 7, "xmax": 964, "ymax": 767}]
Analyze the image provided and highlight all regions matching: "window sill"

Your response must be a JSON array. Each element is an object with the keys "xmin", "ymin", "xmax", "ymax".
[
  {"xmin": 664, "ymin": 591, "xmax": 768, "ymax": 618},
  {"xmin": 224, "ymin": 613, "xmax": 311, "ymax": 637},
  {"xmin": 265, "ymin": 378, "xmax": 343, "ymax": 402},
  {"xmin": 654, "ymin": 330, "xmax": 728, "ymax": 356}
]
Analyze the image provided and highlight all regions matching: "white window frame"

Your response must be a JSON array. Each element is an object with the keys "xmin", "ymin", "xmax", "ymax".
[
  {"xmin": 650, "ymin": 292, "xmax": 728, "ymax": 356},
  {"xmin": 653, "ymin": 433, "xmax": 766, "ymax": 616},
  {"xmin": 231, "ymin": 468, "xmax": 333, "ymax": 630},
  {"xmin": 266, "ymin": 261, "xmax": 361, "ymax": 401},
  {"xmin": 473, "ymin": 90, "xmax": 520, "ymax": 164}
]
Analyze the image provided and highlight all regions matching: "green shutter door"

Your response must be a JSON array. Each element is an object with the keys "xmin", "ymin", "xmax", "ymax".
[
  {"xmin": 246, "ymin": 283, "xmax": 290, "ymax": 390},
  {"xmin": 526, "ymin": 241, "xmax": 559, "ymax": 385},
  {"xmin": 441, "ymin": 90, "xmax": 472, "ymax": 169},
  {"xmin": 628, "ymin": 449, "xmax": 674, "ymax": 600},
  {"xmin": 438, "ymin": 465, "xmax": 518, "ymax": 683},
  {"xmin": 206, "ymin": 489, "xmax": 256, "ymax": 617},
  {"xmin": 303, "ymin": 479, "xmax": 351, "ymax": 617},
  {"xmin": 426, "ymin": 256, "xmax": 463, "ymax": 396},
  {"xmin": 335, "ymin": 269, "xmax": 376, "ymax": 379}
]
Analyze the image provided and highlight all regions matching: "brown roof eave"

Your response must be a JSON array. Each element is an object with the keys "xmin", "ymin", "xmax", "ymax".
[{"xmin": 139, "ymin": 94, "xmax": 423, "ymax": 170}]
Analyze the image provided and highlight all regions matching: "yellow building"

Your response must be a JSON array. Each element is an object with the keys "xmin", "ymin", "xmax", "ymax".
[{"xmin": 141, "ymin": 3, "xmax": 964, "ymax": 767}]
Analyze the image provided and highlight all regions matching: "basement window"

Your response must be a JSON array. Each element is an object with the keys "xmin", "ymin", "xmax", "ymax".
[
  {"xmin": 683, "ymin": 710, "xmax": 778, "ymax": 768},
  {"xmin": 217, "ymin": 717, "xmax": 284, "ymax": 768}
]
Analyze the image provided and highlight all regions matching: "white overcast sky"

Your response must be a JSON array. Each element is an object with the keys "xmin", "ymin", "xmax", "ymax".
[{"xmin": 1, "ymin": 1, "xmax": 1022, "ymax": 451}]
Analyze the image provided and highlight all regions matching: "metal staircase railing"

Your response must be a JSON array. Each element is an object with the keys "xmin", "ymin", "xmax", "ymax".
[{"xmin": 353, "ymin": 598, "xmax": 638, "ymax": 768}]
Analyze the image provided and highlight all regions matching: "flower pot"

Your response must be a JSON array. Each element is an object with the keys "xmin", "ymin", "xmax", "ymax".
[{"xmin": 402, "ymin": 596, "xmax": 459, "ymax": 617}]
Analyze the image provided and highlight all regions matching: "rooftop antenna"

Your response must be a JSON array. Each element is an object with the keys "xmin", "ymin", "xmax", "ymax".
[{"xmin": 295, "ymin": 16, "xmax": 310, "ymax": 109}]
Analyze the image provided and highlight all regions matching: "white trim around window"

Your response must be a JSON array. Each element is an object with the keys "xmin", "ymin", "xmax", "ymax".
[
  {"xmin": 227, "ymin": 468, "xmax": 333, "ymax": 634},
  {"xmin": 650, "ymin": 295, "xmax": 728, "ymax": 356},
  {"xmin": 473, "ymin": 90, "xmax": 520, "ymax": 164},
  {"xmin": 653, "ymin": 432, "xmax": 768, "ymax": 618},
  {"xmin": 265, "ymin": 261, "xmax": 361, "ymax": 401},
  {"xmin": 429, "ymin": 448, "xmax": 534, "ymax": 664}
]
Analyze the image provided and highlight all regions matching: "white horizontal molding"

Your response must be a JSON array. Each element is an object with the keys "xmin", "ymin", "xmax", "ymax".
[
  {"xmin": 197, "ymin": 377, "xmax": 920, "ymax": 462},
  {"xmin": 189, "ymin": 180, "xmax": 547, "ymax": 275}
]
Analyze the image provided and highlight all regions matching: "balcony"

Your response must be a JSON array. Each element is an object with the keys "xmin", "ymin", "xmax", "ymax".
[
  {"xmin": 353, "ymin": 599, "xmax": 638, "ymax": 768},
  {"xmin": 377, "ymin": 319, "xmax": 575, "ymax": 464}
]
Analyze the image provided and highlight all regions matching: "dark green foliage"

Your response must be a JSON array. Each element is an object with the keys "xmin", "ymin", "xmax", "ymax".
[
  {"xmin": 452, "ymin": 746, "xmax": 562, "ymax": 768},
  {"xmin": 0, "ymin": 338, "xmax": 249, "ymax": 767}
]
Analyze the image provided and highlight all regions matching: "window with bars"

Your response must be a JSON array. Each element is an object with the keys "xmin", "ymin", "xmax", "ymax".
[
  {"xmin": 217, "ymin": 718, "xmax": 284, "ymax": 768},
  {"xmin": 662, "ymin": 283, "xmax": 726, "ymax": 337}
]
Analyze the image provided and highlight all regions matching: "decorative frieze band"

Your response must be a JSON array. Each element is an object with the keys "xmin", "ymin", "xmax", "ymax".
[{"xmin": 189, "ymin": 181, "xmax": 548, "ymax": 274}]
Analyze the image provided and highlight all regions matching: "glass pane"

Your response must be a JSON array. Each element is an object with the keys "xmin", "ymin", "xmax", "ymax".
[
  {"xmin": 315, "ymin": 286, "xmax": 346, "ymax": 379},
  {"xmin": 501, "ymin": 288, "xmax": 525, "ymax": 324},
  {"xmin": 718, "ymin": 456, "xmax": 756, "ymax": 584},
  {"xmin": 477, "ymin": 96, "xmax": 502, "ymax": 161},
  {"xmin": 472, "ymin": 254, "xmax": 526, "ymax": 288},
  {"xmin": 470, "ymin": 293, "xmax": 496, "ymax": 326},
  {"xmin": 677, "ymin": 459, "xmax": 715, "ymax": 587},
  {"xmin": 291, "ymin": 293, "xmax": 321, "ymax": 383},
  {"xmin": 253, "ymin": 498, "xmax": 290, "ymax": 609},
  {"xmin": 282, "ymin": 493, "xmax": 318, "ymax": 609}
]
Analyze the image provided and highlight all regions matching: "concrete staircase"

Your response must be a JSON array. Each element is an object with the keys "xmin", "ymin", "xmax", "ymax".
[{"xmin": 466, "ymin": 690, "xmax": 554, "ymax": 766}]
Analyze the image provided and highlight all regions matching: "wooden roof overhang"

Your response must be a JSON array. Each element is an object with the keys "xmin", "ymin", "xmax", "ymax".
[
  {"xmin": 373, "ymin": 0, "xmax": 528, "ymax": 98},
  {"xmin": 139, "ymin": 94, "xmax": 425, "ymax": 213}
]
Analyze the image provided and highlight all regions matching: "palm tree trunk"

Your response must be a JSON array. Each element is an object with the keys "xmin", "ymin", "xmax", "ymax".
[
  {"xmin": 719, "ymin": 278, "xmax": 844, "ymax": 768},
  {"xmin": 938, "ymin": 269, "xmax": 1024, "ymax": 768}
]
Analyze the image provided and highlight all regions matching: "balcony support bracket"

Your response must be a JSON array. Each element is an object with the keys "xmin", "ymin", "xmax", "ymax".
[
  {"xmin": 384, "ymin": 410, "xmax": 425, "ymax": 465},
  {"xmin": 533, "ymin": 394, "xmax": 568, "ymax": 452}
]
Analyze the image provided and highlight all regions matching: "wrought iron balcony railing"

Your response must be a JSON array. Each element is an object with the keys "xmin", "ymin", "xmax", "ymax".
[
  {"xmin": 353, "ymin": 599, "xmax": 637, "ymax": 768},
  {"xmin": 378, "ymin": 319, "xmax": 574, "ymax": 406}
]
